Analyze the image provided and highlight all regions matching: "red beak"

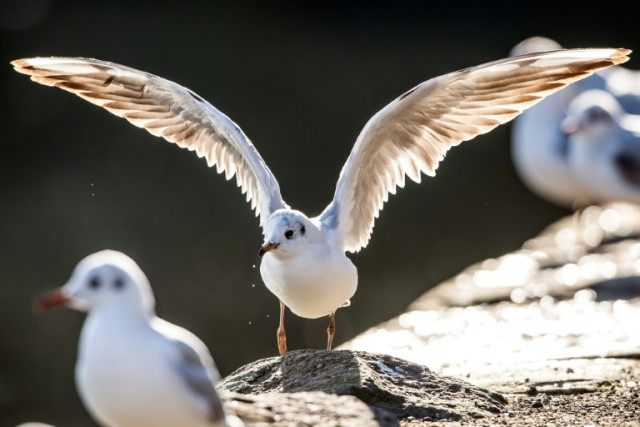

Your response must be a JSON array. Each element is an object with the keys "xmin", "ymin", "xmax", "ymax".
[{"xmin": 35, "ymin": 287, "xmax": 70, "ymax": 311}]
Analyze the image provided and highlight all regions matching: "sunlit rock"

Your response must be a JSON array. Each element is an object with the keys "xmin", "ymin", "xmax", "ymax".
[
  {"xmin": 220, "ymin": 350, "xmax": 506, "ymax": 425},
  {"xmin": 343, "ymin": 202, "xmax": 640, "ymax": 424}
]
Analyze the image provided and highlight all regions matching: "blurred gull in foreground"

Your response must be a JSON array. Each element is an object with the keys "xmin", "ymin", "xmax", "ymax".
[
  {"xmin": 512, "ymin": 37, "xmax": 640, "ymax": 207},
  {"xmin": 14, "ymin": 48, "xmax": 629, "ymax": 354},
  {"xmin": 36, "ymin": 251, "xmax": 242, "ymax": 427}
]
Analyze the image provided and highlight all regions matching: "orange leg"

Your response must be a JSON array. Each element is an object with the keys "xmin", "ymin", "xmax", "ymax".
[
  {"xmin": 277, "ymin": 300, "xmax": 288, "ymax": 355},
  {"xmin": 326, "ymin": 311, "xmax": 336, "ymax": 350}
]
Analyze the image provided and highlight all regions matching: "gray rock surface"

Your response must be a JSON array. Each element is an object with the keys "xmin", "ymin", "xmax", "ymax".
[
  {"xmin": 221, "ymin": 390, "xmax": 390, "ymax": 426},
  {"xmin": 220, "ymin": 350, "xmax": 506, "ymax": 425}
]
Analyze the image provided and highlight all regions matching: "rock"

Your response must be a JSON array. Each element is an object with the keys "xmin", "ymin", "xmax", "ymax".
[
  {"xmin": 221, "ymin": 391, "xmax": 390, "ymax": 426},
  {"xmin": 346, "ymin": 295, "xmax": 640, "ymax": 384},
  {"xmin": 220, "ymin": 350, "xmax": 507, "ymax": 424},
  {"xmin": 344, "ymin": 203, "xmax": 640, "ymax": 424}
]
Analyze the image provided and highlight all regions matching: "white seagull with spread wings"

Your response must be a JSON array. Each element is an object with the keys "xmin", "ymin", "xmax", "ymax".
[{"xmin": 13, "ymin": 48, "xmax": 630, "ymax": 354}]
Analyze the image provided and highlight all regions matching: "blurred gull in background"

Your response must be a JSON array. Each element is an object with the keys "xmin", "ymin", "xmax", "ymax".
[
  {"xmin": 36, "ymin": 250, "xmax": 242, "ymax": 427},
  {"xmin": 13, "ymin": 48, "xmax": 629, "ymax": 355},
  {"xmin": 512, "ymin": 37, "xmax": 640, "ymax": 207},
  {"xmin": 564, "ymin": 90, "xmax": 640, "ymax": 204}
]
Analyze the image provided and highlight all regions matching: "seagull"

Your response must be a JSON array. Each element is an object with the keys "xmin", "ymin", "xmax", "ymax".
[
  {"xmin": 511, "ymin": 37, "xmax": 640, "ymax": 207},
  {"xmin": 14, "ymin": 48, "xmax": 629, "ymax": 354},
  {"xmin": 36, "ymin": 250, "xmax": 242, "ymax": 427},
  {"xmin": 563, "ymin": 89, "xmax": 640, "ymax": 203}
]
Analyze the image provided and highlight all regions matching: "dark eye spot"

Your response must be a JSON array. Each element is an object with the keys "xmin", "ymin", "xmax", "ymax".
[
  {"xmin": 586, "ymin": 107, "xmax": 610, "ymax": 123},
  {"xmin": 89, "ymin": 276, "xmax": 101, "ymax": 290},
  {"xmin": 300, "ymin": 225, "xmax": 306, "ymax": 235},
  {"xmin": 113, "ymin": 277, "xmax": 125, "ymax": 290},
  {"xmin": 285, "ymin": 229, "xmax": 294, "ymax": 239}
]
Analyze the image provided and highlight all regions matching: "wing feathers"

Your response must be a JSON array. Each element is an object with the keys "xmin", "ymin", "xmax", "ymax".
[
  {"xmin": 321, "ymin": 48, "xmax": 631, "ymax": 252},
  {"xmin": 12, "ymin": 57, "xmax": 287, "ymax": 229}
]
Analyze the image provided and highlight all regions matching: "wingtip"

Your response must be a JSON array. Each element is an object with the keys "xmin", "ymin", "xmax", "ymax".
[
  {"xmin": 10, "ymin": 58, "xmax": 28, "ymax": 70},
  {"xmin": 611, "ymin": 47, "xmax": 632, "ymax": 65},
  {"xmin": 10, "ymin": 58, "xmax": 42, "ymax": 75},
  {"xmin": 10, "ymin": 57, "xmax": 71, "ymax": 82},
  {"xmin": 10, "ymin": 57, "xmax": 77, "ymax": 73}
]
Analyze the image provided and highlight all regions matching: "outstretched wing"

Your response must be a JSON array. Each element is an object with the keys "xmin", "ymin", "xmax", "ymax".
[
  {"xmin": 11, "ymin": 57, "xmax": 287, "ymax": 230},
  {"xmin": 320, "ymin": 48, "xmax": 631, "ymax": 252}
]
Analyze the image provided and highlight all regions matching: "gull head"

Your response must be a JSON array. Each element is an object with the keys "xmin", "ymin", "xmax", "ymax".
[
  {"xmin": 510, "ymin": 36, "xmax": 562, "ymax": 57},
  {"xmin": 36, "ymin": 250, "xmax": 155, "ymax": 315},
  {"xmin": 564, "ymin": 89, "xmax": 640, "ymax": 202},
  {"xmin": 259, "ymin": 209, "xmax": 320, "ymax": 259}
]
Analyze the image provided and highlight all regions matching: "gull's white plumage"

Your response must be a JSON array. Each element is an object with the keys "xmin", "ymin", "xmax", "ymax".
[
  {"xmin": 14, "ymin": 57, "xmax": 286, "ymax": 228},
  {"xmin": 565, "ymin": 90, "xmax": 640, "ymax": 203},
  {"xmin": 321, "ymin": 49, "xmax": 630, "ymax": 251},
  {"xmin": 259, "ymin": 211, "xmax": 357, "ymax": 318},
  {"xmin": 37, "ymin": 250, "xmax": 240, "ymax": 427},
  {"xmin": 14, "ymin": 48, "xmax": 630, "ymax": 350}
]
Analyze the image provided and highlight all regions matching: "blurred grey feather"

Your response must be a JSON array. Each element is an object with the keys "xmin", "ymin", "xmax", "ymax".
[{"xmin": 171, "ymin": 338, "xmax": 225, "ymax": 423}]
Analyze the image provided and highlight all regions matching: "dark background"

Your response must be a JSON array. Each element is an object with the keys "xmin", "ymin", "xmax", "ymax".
[{"xmin": 0, "ymin": 0, "xmax": 636, "ymax": 425}]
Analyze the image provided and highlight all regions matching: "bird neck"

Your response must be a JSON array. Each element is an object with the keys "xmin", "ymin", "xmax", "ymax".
[
  {"xmin": 78, "ymin": 307, "xmax": 157, "ymax": 368},
  {"xmin": 85, "ymin": 304, "xmax": 154, "ymax": 333}
]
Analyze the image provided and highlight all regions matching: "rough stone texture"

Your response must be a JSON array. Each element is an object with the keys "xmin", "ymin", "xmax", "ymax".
[
  {"xmin": 221, "ymin": 391, "xmax": 389, "ymax": 426},
  {"xmin": 220, "ymin": 350, "xmax": 506, "ymax": 425},
  {"xmin": 344, "ymin": 203, "xmax": 640, "ymax": 425}
]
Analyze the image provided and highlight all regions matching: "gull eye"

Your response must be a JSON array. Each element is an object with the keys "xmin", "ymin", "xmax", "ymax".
[
  {"xmin": 89, "ymin": 276, "xmax": 101, "ymax": 290},
  {"xmin": 284, "ymin": 229, "xmax": 294, "ymax": 239},
  {"xmin": 586, "ymin": 107, "xmax": 610, "ymax": 123},
  {"xmin": 300, "ymin": 225, "xmax": 306, "ymax": 235},
  {"xmin": 113, "ymin": 277, "xmax": 125, "ymax": 290}
]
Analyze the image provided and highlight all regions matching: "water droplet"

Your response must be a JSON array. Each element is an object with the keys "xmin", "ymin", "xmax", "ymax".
[
  {"xmin": 251, "ymin": 283, "xmax": 256, "ymax": 288},
  {"xmin": 248, "ymin": 321, "xmax": 252, "ymax": 326},
  {"xmin": 266, "ymin": 314, "xmax": 270, "ymax": 318},
  {"xmin": 252, "ymin": 264, "xmax": 256, "ymax": 269}
]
